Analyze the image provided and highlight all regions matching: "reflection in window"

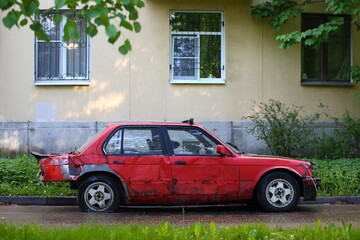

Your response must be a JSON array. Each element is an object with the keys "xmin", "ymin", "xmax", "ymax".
[
  {"xmin": 104, "ymin": 128, "xmax": 162, "ymax": 155},
  {"xmin": 35, "ymin": 10, "xmax": 90, "ymax": 84},
  {"xmin": 301, "ymin": 14, "xmax": 350, "ymax": 84},
  {"xmin": 168, "ymin": 128, "xmax": 219, "ymax": 155},
  {"xmin": 170, "ymin": 11, "xmax": 224, "ymax": 83}
]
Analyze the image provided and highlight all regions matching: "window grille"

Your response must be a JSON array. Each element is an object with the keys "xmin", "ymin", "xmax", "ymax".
[
  {"xmin": 35, "ymin": 11, "xmax": 90, "ymax": 85},
  {"xmin": 170, "ymin": 11, "xmax": 225, "ymax": 84}
]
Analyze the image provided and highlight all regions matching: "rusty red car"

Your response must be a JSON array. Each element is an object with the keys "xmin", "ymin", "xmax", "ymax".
[{"xmin": 32, "ymin": 120, "xmax": 320, "ymax": 212}]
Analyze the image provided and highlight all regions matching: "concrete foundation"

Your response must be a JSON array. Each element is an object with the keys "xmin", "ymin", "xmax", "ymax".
[{"xmin": 0, "ymin": 121, "xmax": 337, "ymax": 155}]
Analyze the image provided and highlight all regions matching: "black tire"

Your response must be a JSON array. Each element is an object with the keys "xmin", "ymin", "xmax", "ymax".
[
  {"xmin": 77, "ymin": 175, "xmax": 121, "ymax": 212},
  {"xmin": 256, "ymin": 172, "xmax": 300, "ymax": 212}
]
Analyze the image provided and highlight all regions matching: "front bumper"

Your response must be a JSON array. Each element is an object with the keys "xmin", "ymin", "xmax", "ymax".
[{"xmin": 302, "ymin": 177, "xmax": 321, "ymax": 201}]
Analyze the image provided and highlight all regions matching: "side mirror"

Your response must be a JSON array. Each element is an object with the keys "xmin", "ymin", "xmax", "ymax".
[{"xmin": 216, "ymin": 145, "xmax": 231, "ymax": 156}]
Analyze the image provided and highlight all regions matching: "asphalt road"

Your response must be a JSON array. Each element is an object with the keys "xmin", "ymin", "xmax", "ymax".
[{"xmin": 0, "ymin": 204, "xmax": 359, "ymax": 227}]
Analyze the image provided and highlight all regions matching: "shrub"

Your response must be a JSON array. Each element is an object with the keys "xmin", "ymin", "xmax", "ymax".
[
  {"xmin": 338, "ymin": 110, "xmax": 360, "ymax": 154},
  {"xmin": 310, "ymin": 130, "xmax": 354, "ymax": 159},
  {"xmin": 244, "ymin": 99, "xmax": 325, "ymax": 157},
  {"xmin": 310, "ymin": 111, "xmax": 360, "ymax": 159}
]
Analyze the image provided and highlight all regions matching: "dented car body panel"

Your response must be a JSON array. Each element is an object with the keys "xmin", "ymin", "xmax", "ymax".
[{"xmin": 35, "ymin": 122, "xmax": 320, "ymax": 211}]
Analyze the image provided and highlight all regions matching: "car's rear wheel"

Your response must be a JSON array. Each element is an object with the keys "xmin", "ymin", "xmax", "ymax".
[
  {"xmin": 256, "ymin": 172, "xmax": 300, "ymax": 212},
  {"xmin": 78, "ymin": 175, "xmax": 121, "ymax": 212}
]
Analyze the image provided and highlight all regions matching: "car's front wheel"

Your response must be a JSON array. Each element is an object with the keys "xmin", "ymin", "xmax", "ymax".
[
  {"xmin": 78, "ymin": 175, "xmax": 121, "ymax": 212},
  {"xmin": 256, "ymin": 172, "xmax": 300, "ymax": 212}
]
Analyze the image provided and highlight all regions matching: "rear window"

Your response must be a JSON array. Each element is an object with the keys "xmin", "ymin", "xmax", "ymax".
[{"xmin": 75, "ymin": 127, "xmax": 107, "ymax": 154}]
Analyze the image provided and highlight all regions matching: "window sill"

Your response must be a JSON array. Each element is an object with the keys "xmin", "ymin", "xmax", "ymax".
[
  {"xmin": 301, "ymin": 81, "xmax": 354, "ymax": 87},
  {"xmin": 34, "ymin": 80, "xmax": 91, "ymax": 86},
  {"xmin": 170, "ymin": 79, "xmax": 226, "ymax": 85}
]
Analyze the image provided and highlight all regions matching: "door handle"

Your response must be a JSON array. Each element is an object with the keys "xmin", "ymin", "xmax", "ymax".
[
  {"xmin": 113, "ymin": 160, "xmax": 125, "ymax": 164},
  {"xmin": 175, "ymin": 161, "xmax": 186, "ymax": 165}
]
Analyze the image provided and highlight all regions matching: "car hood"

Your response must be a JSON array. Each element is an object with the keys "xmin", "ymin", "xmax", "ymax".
[
  {"xmin": 240, "ymin": 153, "xmax": 310, "ymax": 165},
  {"xmin": 241, "ymin": 153, "xmax": 295, "ymax": 160}
]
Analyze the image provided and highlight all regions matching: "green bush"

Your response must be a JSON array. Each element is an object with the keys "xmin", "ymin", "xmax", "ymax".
[
  {"xmin": 310, "ymin": 131, "xmax": 354, "ymax": 160},
  {"xmin": 310, "ymin": 111, "xmax": 360, "ymax": 159},
  {"xmin": 311, "ymin": 158, "xmax": 360, "ymax": 196},
  {"xmin": 244, "ymin": 99, "xmax": 325, "ymax": 157},
  {"xmin": 338, "ymin": 111, "xmax": 360, "ymax": 154}
]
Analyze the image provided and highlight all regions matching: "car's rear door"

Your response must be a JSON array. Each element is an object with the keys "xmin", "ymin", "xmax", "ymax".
[
  {"xmin": 165, "ymin": 126, "xmax": 239, "ymax": 203},
  {"xmin": 104, "ymin": 126, "xmax": 172, "ymax": 203}
]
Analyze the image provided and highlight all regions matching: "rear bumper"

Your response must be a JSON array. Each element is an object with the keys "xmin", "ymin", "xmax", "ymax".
[{"xmin": 302, "ymin": 177, "xmax": 321, "ymax": 201}]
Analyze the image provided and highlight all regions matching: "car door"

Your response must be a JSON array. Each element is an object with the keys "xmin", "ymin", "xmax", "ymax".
[
  {"xmin": 104, "ymin": 126, "xmax": 172, "ymax": 203},
  {"xmin": 165, "ymin": 126, "xmax": 239, "ymax": 203}
]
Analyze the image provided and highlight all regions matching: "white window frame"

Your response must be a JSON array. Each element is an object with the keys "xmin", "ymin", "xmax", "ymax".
[
  {"xmin": 170, "ymin": 10, "xmax": 225, "ymax": 84},
  {"xmin": 35, "ymin": 10, "xmax": 91, "ymax": 86}
]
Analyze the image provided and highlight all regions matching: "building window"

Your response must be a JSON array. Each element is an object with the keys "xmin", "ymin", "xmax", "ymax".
[
  {"xmin": 170, "ymin": 11, "xmax": 225, "ymax": 84},
  {"xmin": 301, "ymin": 13, "xmax": 351, "ymax": 86},
  {"xmin": 35, "ymin": 11, "xmax": 90, "ymax": 85}
]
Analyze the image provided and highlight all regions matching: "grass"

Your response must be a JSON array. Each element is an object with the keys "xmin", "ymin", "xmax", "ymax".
[
  {"xmin": 0, "ymin": 220, "xmax": 359, "ymax": 240},
  {"xmin": 0, "ymin": 155, "xmax": 359, "ymax": 197},
  {"xmin": 0, "ymin": 155, "xmax": 75, "ymax": 196},
  {"xmin": 310, "ymin": 158, "xmax": 360, "ymax": 197}
]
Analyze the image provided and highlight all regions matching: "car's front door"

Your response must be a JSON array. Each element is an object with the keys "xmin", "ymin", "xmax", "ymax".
[
  {"xmin": 104, "ymin": 126, "xmax": 172, "ymax": 203},
  {"xmin": 166, "ymin": 126, "xmax": 239, "ymax": 203}
]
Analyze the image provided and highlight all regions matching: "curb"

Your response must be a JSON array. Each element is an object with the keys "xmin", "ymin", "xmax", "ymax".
[
  {"xmin": 0, "ymin": 196, "xmax": 359, "ymax": 206},
  {"xmin": 0, "ymin": 196, "xmax": 77, "ymax": 206}
]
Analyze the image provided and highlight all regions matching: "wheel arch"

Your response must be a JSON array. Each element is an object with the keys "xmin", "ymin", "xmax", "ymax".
[
  {"xmin": 252, "ymin": 168, "xmax": 304, "ymax": 201},
  {"xmin": 72, "ymin": 171, "xmax": 128, "ymax": 202}
]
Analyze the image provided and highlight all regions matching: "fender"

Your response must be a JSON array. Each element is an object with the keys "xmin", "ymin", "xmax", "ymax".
[{"xmin": 77, "ymin": 164, "xmax": 130, "ymax": 197}]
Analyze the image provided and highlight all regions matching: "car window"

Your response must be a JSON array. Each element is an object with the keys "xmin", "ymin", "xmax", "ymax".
[
  {"xmin": 76, "ymin": 127, "xmax": 107, "ymax": 154},
  {"xmin": 167, "ymin": 127, "xmax": 219, "ymax": 156},
  {"xmin": 104, "ymin": 127, "xmax": 163, "ymax": 155}
]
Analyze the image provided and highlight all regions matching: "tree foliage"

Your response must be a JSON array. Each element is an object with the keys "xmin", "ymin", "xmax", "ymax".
[
  {"xmin": 1, "ymin": 0, "xmax": 145, "ymax": 54},
  {"xmin": 251, "ymin": 0, "xmax": 359, "ymax": 48},
  {"xmin": 251, "ymin": 0, "xmax": 360, "ymax": 98}
]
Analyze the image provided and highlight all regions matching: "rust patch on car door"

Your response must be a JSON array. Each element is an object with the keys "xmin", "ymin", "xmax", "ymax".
[
  {"xmin": 170, "ymin": 155, "xmax": 239, "ymax": 202},
  {"xmin": 108, "ymin": 155, "xmax": 172, "ymax": 202}
]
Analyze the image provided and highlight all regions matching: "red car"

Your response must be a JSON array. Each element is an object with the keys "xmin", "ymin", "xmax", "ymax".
[{"xmin": 33, "ymin": 120, "xmax": 320, "ymax": 212}]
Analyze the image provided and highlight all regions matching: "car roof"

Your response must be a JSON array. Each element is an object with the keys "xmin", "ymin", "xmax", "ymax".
[{"xmin": 106, "ymin": 122, "xmax": 204, "ymax": 128}]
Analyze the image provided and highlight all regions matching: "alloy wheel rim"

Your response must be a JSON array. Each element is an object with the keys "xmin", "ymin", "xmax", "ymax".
[
  {"xmin": 84, "ymin": 182, "xmax": 114, "ymax": 211},
  {"xmin": 265, "ymin": 179, "xmax": 294, "ymax": 208}
]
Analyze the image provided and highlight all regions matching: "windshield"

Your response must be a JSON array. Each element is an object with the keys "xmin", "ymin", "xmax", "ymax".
[
  {"xmin": 75, "ymin": 127, "xmax": 107, "ymax": 154},
  {"xmin": 225, "ymin": 142, "xmax": 242, "ymax": 154}
]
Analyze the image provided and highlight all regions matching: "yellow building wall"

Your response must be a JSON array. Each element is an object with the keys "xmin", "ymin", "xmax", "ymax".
[{"xmin": 0, "ymin": 0, "xmax": 359, "ymax": 121}]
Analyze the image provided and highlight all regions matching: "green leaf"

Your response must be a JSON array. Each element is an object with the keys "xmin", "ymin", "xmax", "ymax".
[
  {"xmin": 133, "ymin": 21, "xmax": 141, "ymax": 33},
  {"xmin": 30, "ymin": 21, "xmax": 42, "ymax": 31},
  {"xmin": 63, "ymin": 19, "xmax": 79, "ymax": 42},
  {"xmin": 118, "ymin": 39, "xmax": 131, "ymax": 54},
  {"xmin": 86, "ymin": 5, "xmax": 108, "ymax": 19},
  {"xmin": 35, "ymin": 29, "xmax": 49, "ymax": 42},
  {"xmin": 108, "ymin": 31, "xmax": 120, "ymax": 44},
  {"xmin": 19, "ymin": 18, "xmax": 28, "ymax": 26},
  {"xmin": 20, "ymin": 0, "xmax": 39, "ymax": 16},
  {"xmin": 65, "ymin": 0, "xmax": 78, "ymax": 10},
  {"xmin": 2, "ymin": 10, "xmax": 20, "ymax": 28},
  {"xmin": 94, "ymin": 15, "xmax": 109, "ymax": 26},
  {"xmin": 120, "ymin": 20, "xmax": 133, "ymax": 31},
  {"xmin": 105, "ymin": 24, "xmax": 117, "ymax": 38},
  {"xmin": 86, "ymin": 24, "xmax": 98, "ymax": 37},
  {"xmin": 135, "ymin": 0, "xmax": 145, "ymax": 8},
  {"xmin": 53, "ymin": 14, "xmax": 62, "ymax": 25},
  {"xmin": 55, "ymin": 0, "xmax": 66, "ymax": 9},
  {"xmin": 0, "ymin": 0, "xmax": 16, "ymax": 11}
]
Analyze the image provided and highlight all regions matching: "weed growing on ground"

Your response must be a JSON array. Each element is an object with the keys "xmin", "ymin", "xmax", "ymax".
[{"xmin": 0, "ymin": 221, "xmax": 359, "ymax": 240}]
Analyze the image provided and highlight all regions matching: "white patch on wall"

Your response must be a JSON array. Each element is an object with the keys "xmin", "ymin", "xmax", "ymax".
[{"xmin": 35, "ymin": 103, "xmax": 56, "ymax": 121}]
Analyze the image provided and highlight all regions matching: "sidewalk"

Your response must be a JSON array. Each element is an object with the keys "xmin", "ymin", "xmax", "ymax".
[{"xmin": 0, "ymin": 196, "xmax": 359, "ymax": 206}]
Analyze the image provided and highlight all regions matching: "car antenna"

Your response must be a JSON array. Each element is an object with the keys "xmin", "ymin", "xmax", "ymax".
[{"xmin": 182, "ymin": 118, "xmax": 194, "ymax": 124}]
